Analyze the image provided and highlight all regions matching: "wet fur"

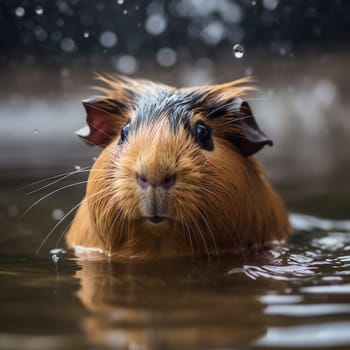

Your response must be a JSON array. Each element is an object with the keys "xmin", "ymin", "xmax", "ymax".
[{"xmin": 66, "ymin": 76, "xmax": 290, "ymax": 259}]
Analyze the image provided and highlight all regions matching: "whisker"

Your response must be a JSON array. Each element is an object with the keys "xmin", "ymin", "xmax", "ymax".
[
  {"xmin": 21, "ymin": 181, "xmax": 90, "ymax": 219},
  {"xmin": 54, "ymin": 220, "xmax": 72, "ymax": 250},
  {"xmin": 18, "ymin": 167, "xmax": 90, "ymax": 192},
  {"xmin": 190, "ymin": 211, "xmax": 211, "ymax": 263},
  {"xmin": 23, "ymin": 167, "xmax": 113, "ymax": 196},
  {"xmin": 37, "ymin": 187, "xmax": 110, "ymax": 254},
  {"xmin": 36, "ymin": 200, "xmax": 84, "ymax": 255},
  {"xmin": 110, "ymin": 207, "xmax": 123, "ymax": 248},
  {"xmin": 26, "ymin": 169, "xmax": 92, "ymax": 195},
  {"xmin": 198, "ymin": 210, "xmax": 219, "ymax": 262},
  {"xmin": 175, "ymin": 203, "xmax": 195, "ymax": 260},
  {"xmin": 182, "ymin": 212, "xmax": 195, "ymax": 260},
  {"xmin": 22, "ymin": 176, "xmax": 111, "ymax": 219},
  {"xmin": 82, "ymin": 124, "xmax": 116, "ymax": 142},
  {"xmin": 220, "ymin": 115, "xmax": 254, "ymax": 127}
]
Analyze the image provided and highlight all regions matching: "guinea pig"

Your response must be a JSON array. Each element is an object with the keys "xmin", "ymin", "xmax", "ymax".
[{"xmin": 66, "ymin": 76, "xmax": 290, "ymax": 260}]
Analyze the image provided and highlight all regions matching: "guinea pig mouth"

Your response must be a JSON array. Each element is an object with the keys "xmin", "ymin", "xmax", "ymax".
[
  {"xmin": 145, "ymin": 216, "xmax": 168, "ymax": 224},
  {"xmin": 139, "ymin": 186, "xmax": 171, "ymax": 224}
]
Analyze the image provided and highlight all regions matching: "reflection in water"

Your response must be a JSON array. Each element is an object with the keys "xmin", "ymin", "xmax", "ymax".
[
  {"xmin": 67, "ymin": 220, "xmax": 350, "ymax": 349},
  {"xmin": 256, "ymin": 322, "xmax": 350, "ymax": 348},
  {"xmin": 75, "ymin": 258, "xmax": 271, "ymax": 349},
  {"xmin": 0, "ymin": 215, "xmax": 350, "ymax": 349}
]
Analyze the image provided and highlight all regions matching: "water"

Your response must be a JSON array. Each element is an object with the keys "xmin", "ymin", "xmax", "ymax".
[
  {"xmin": 233, "ymin": 44, "xmax": 244, "ymax": 59},
  {"xmin": 1, "ymin": 57, "xmax": 349, "ymax": 349},
  {"xmin": 1, "ymin": 172, "xmax": 350, "ymax": 350}
]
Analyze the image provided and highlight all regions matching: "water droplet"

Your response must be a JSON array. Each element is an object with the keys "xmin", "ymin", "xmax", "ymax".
[
  {"xmin": 92, "ymin": 157, "xmax": 97, "ymax": 162},
  {"xmin": 52, "ymin": 209, "xmax": 65, "ymax": 221},
  {"xmin": 83, "ymin": 31, "xmax": 90, "ymax": 38},
  {"xmin": 114, "ymin": 55, "xmax": 138, "ymax": 74},
  {"xmin": 52, "ymin": 254, "xmax": 59, "ymax": 264},
  {"xmin": 145, "ymin": 14, "xmax": 167, "ymax": 35},
  {"xmin": 233, "ymin": 44, "xmax": 244, "ymax": 58},
  {"xmin": 33, "ymin": 26, "xmax": 47, "ymax": 42},
  {"xmin": 33, "ymin": 128, "xmax": 39, "ymax": 134},
  {"xmin": 245, "ymin": 67, "xmax": 253, "ymax": 76},
  {"xmin": 279, "ymin": 47, "xmax": 287, "ymax": 55},
  {"xmin": 75, "ymin": 165, "xmax": 81, "ymax": 170},
  {"xmin": 15, "ymin": 7, "xmax": 25, "ymax": 17},
  {"xmin": 263, "ymin": 0, "xmax": 278, "ymax": 10},
  {"xmin": 202, "ymin": 21, "xmax": 225, "ymax": 45},
  {"xmin": 60, "ymin": 38, "xmax": 76, "ymax": 53},
  {"xmin": 117, "ymin": 0, "xmax": 124, "ymax": 4},
  {"xmin": 50, "ymin": 248, "xmax": 65, "ymax": 255},
  {"xmin": 252, "ymin": 1, "xmax": 256, "ymax": 5},
  {"xmin": 123, "ymin": 10, "xmax": 128, "ymax": 15},
  {"xmin": 156, "ymin": 47, "xmax": 177, "ymax": 67},
  {"xmin": 35, "ymin": 5, "xmax": 44, "ymax": 15},
  {"xmin": 61, "ymin": 68, "xmax": 70, "ymax": 77},
  {"xmin": 99, "ymin": 31, "xmax": 118, "ymax": 48}
]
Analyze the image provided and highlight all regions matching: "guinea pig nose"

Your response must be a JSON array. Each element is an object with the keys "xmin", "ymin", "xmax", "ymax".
[
  {"xmin": 136, "ymin": 173, "xmax": 149, "ymax": 189},
  {"xmin": 161, "ymin": 174, "xmax": 176, "ymax": 190},
  {"xmin": 136, "ymin": 173, "xmax": 176, "ymax": 190}
]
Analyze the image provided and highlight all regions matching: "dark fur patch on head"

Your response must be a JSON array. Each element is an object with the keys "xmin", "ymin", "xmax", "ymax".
[
  {"xmin": 131, "ymin": 87, "xmax": 205, "ymax": 134},
  {"xmin": 92, "ymin": 76, "xmax": 261, "ymax": 154}
]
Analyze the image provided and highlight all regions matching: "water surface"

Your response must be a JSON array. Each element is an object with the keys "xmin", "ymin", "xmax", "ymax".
[{"xmin": 1, "ymin": 174, "xmax": 350, "ymax": 350}]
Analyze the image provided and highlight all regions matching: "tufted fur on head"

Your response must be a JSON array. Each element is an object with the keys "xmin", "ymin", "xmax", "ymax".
[{"xmin": 67, "ymin": 75, "xmax": 290, "ymax": 260}]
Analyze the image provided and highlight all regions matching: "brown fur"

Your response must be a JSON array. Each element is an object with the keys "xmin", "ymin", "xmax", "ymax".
[{"xmin": 66, "ymin": 77, "xmax": 290, "ymax": 260}]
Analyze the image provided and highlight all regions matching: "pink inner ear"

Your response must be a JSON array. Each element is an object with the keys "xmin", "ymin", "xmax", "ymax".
[{"xmin": 76, "ymin": 100, "xmax": 117, "ymax": 148}]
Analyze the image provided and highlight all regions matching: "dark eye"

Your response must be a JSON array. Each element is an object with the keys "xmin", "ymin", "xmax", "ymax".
[
  {"xmin": 194, "ymin": 121, "xmax": 213, "ymax": 151},
  {"xmin": 119, "ymin": 123, "xmax": 130, "ymax": 145}
]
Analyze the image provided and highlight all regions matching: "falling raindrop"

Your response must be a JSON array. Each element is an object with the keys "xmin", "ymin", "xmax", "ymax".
[
  {"xmin": 92, "ymin": 156, "xmax": 97, "ymax": 162},
  {"xmin": 117, "ymin": 0, "xmax": 124, "ymax": 4},
  {"xmin": 114, "ymin": 55, "xmax": 138, "ymax": 74},
  {"xmin": 15, "ymin": 7, "xmax": 25, "ymax": 17},
  {"xmin": 75, "ymin": 165, "xmax": 81, "ymax": 170},
  {"xmin": 83, "ymin": 31, "xmax": 90, "ymax": 38},
  {"xmin": 233, "ymin": 44, "xmax": 244, "ymax": 58},
  {"xmin": 33, "ymin": 26, "xmax": 48, "ymax": 42},
  {"xmin": 156, "ymin": 47, "xmax": 177, "ymax": 67},
  {"xmin": 60, "ymin": 38, "xmax": 76, "ymax": 53},
  {"xmin": 263, "ymin": 0, "xmax": 279, "ymax": 11},
  {"xmin": 145, "ymin": 14, "xmax": 167, "ymax": 35},
  {"xmin": 52, "ymin": 209, "xmax": 65, "ymax": 221},
  {"xmin": 52, "ymin": 254, "xmax": 60, "ymax": 264},
  {"xmin": 33, "ymin": 128, "xmax": 39, "ymax": 134},
  {"xmin": 279, "ymin": 47, "xmax": 287, "ymax": 55},
  {"xmin": 35, "ymin": 5, "xmax": 44, "ymax": 15},
  {"xmin": 123, "ymin": 10, "xmax": 128, "ymax": 15},
  {"xmin": 245, "ymin": 67, "xmax": 253, "ymax": 76},
  {"xmin": 202, "ymin": 21, "xmax": 225, "ymax": 45},
  {"xmin": 99, "ymin": 31, "xmax": 118, "ymax": 48}
]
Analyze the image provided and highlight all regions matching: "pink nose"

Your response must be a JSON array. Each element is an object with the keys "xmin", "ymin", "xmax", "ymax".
[{"xmin": 136, "ymin": 173, "xmax": 176, "ymax": 190}]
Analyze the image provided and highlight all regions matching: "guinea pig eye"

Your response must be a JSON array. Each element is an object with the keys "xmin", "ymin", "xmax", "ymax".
[
  {"xmin": 194, "ymin": 121, "xmax": 213, "ymax": 151},
  {"xmin": 119, "ymin": 123, "xmax": 130, "ymax": 145}
]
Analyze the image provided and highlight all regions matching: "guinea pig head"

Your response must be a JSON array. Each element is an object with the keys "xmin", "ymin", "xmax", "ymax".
[{"xmin": 68, "ymin": 77, "xmax": 289, "ymax": 259}]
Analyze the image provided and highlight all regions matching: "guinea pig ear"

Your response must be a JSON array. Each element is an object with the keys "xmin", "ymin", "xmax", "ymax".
[
  {"xmin": 230, "ymin": 98, "xmax": 273, "ymax": 157},
  {"xmin": 75, "ymin": 98, "xmax": 119, "ymax": 147}
]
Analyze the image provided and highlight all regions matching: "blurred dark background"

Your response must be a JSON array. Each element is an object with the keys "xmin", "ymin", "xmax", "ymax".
[
  {"xmin": 0, "ymin": 0, "xmax": 349, "ymax": 223},
  {"xmin": 1, "ymin": 0, "xmax": 350, "ymax": 64}
]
